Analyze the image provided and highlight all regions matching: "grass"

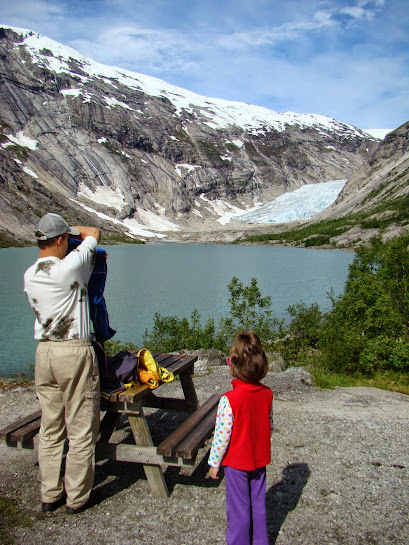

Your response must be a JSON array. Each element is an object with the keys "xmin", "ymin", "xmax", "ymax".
[
  {"xmin": 235, "ymin": 216, "xmax": 356, "ymax": 246},
  {"xmin": 0, "ymin": 373, "xmax": 34, "ymax": 390},
  {"xmin": 310, "ymin": 367, "xmax": 409, "ymax": 395},
  {"xmin": 0, "ymin": 496, "xmax": 32, "ymax": 545},
  {"xmin": 100, "ymin": 234, "xmax": 144, "ymax": 245}
]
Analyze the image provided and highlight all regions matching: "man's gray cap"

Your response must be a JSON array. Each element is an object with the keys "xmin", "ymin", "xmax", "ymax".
[{"xmin": 35, "ymin": 213, "xmax": 80, "ymax": 240}]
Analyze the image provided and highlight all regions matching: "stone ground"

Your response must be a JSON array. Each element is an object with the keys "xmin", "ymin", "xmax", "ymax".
[{"xmin": 1, "ymin": 365, "xmax": 408, "ymax": 545}]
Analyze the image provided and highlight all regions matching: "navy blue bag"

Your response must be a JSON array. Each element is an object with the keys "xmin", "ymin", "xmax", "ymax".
[{"xmin": 68, "ymin": 239, "xmax": 116, "ymax": 343}]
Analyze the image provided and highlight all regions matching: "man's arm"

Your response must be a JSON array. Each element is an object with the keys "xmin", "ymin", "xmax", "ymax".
[{"xmin": 72, "ymin": 226, "xmax": 101, "ymax": 243}]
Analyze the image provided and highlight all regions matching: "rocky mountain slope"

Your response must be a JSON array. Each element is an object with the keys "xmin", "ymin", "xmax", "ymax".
[
  {"xmin": 310, "ymin": 121, "xmax": 409, "ymax": 247},
  {"xmin": 0, "ymin": 25, "xmax": 377, "ymax": 245},
  {"xmin": 321, "ymin": 121, "xmax": 409, "ymax": 216}
]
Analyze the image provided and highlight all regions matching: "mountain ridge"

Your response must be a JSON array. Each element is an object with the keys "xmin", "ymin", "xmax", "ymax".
[{"xmin": 0, "ymin": 25, "xmax": 383, "ymax": 245}]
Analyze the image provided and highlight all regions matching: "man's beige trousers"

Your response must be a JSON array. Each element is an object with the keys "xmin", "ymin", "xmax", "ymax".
[{"xmin": 35, "ymin": 339, "xmax": 100, "ymax": 508}]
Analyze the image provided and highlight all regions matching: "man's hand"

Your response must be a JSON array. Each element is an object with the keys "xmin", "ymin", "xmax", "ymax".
[{"xmin": 72, "ymin": 226, "xmax": 101, "ymax": 243}]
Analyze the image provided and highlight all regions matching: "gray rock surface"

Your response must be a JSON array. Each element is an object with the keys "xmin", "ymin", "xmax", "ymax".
[
  {"xmin": 1, "ymin": 366, "xmax": 408, "ymax": 545},
  {"xmin": 313, "ymin": 121, "xmax": 409, "ymax": 247}
]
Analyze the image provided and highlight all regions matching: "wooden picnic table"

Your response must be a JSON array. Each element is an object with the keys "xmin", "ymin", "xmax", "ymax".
[{"xmin": 0, "ymin": 352, "xmax": 221, "ymax": 498}]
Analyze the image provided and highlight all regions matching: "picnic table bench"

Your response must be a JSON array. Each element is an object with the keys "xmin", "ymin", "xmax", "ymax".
[{"xmin": 0, "ymin": 352, "xmax": 221, "ymax": 498}]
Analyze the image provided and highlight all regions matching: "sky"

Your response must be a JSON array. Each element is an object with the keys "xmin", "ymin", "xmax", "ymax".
[{"xmin": 1, "ymin": 0, "xmax": 408, "ymax": 132}]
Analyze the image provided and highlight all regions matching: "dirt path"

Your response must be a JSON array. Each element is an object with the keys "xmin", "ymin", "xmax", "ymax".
[{"xmin": 1, "ymin": 367, "xmax": 408, "ymax": 545}]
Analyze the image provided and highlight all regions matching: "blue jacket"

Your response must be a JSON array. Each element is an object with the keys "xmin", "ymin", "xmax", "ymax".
[{"xmin": 67, "ymin": 239, "xmax": 116, "ymax": 343}]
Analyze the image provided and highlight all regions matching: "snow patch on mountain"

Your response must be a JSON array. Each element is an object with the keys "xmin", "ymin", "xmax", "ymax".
[
  {"xmin": 71, "ymin": 199, "xmax": 174, "ymax": 239},
  {"xmin": 200, "ymin": 194, "xmax": 245, "ymax": 222},
  {"xmin": 2, "ymin": 130, "xmax": 38, "ymax": 150},
  {"xmin": 77, "ymin": 183, "xmax": 127, "ymax": 212}
]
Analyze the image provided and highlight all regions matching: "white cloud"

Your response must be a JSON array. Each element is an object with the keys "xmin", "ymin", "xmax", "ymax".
[
  {"xmin": 0, "ymin": 0, "xmax": 64, "ymax": 34},
  {"xmin": 339, "ymin": 7, "xmax": 369, "ymax": 19},
  {"xmin": 217, "ymin": 16, "xmax": 338, "ymax": 50},
  {"xmin": 70, "ymin": 25, "xmax": 199, "ymax": 77}
]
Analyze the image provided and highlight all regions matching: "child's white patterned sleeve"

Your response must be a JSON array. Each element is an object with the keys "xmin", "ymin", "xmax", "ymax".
[{"xmin": 208, "ymin": 395, "xmax": 234, "ymax": 468}]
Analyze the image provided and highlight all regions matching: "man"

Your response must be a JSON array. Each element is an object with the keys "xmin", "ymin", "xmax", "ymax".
[{"xmin": 24, "ymin": 213, "xmax": 101, "ymax": 515}]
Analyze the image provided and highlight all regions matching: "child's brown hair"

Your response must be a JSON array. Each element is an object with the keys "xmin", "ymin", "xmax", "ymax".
[{"xmin": 229, "ymin": 331, "xmax": 268, "ymax": 383}]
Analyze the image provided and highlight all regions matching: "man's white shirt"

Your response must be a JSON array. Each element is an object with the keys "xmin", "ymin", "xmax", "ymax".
[{"xmin": 24, "ymin": 236, "xmax": 98, "ymax": 341}]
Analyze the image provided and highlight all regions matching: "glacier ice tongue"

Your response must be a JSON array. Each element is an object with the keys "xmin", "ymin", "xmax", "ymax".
[{"xmin": 232, "ymin": 180, "xmax": 347, "ymax": 224}]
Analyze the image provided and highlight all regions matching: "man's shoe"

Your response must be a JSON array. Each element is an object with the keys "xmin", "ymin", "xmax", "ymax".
[
  {"xmin": 66, "ymin": 503, "xmax": 88, "ymax": 515},
  {"xmin": 41, "ymin": 496, "xmax": 66, "ymax": 513}
]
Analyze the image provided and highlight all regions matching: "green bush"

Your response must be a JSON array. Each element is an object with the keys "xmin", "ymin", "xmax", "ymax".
[
  {"xmin": 216, "ymin": 277, "xmax": 284, "ymax": 350},
  {"xmin": 319, "ymin": 233, "xmax": 409, "ymax": 375},
  {"xmin": 361, "ymin": 218, "xmax": 381, "ymax": 229},
  {"xmin": 304, "ymin": 235, "xmax": 330, "ymax": 247},
  {"xmin": 280, "ymin": 302, "xmax": 323, "ymax": 365},
  {"xmin": 142, "ymin": 277, "xmax": 283, "ymax": 353},
  {"xmin": 359, "ymin": 336, "xmax": 409, "ymax": 373},
  {"xmin": 104, "ymin": 339, "xmax": 138, "ymax": 356},
  {"xmin": 143, "ymin": 310, "xmax": 217, "ymax": 352}
]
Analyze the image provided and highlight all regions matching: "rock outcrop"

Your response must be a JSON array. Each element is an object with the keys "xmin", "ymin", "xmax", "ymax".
[
  {"xmin": 312, "ymin": 121, "xmax": 409, "ymax": 246},
  {"xmin": 320, "ymin": 121, "xmax": 409, "ymax": 216}
]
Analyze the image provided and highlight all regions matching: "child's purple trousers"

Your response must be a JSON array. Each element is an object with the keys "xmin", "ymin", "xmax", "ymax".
[{"xmin": 224, "ymin": 466, "xmax": 269, "ymax": 545}]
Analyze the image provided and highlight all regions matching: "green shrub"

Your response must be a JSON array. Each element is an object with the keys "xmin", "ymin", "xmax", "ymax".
[
  {"xmin": 280, "ymin": 302, "xmax": 323, "ymax": 365},
  {"xmin": 216, "ymin": 277, "xmax": 284, "ymax": 350},
  {"xmin": 143, "ymin": 310, "xmax": 217, "ymax": 352},
  {"xmin": 361, "ymin": 218, "xmax": 381, "ymax": 229},
  {"xmin": 104, "ymin": 339, "xmax": 138, "ymax": 356},
  {"xmin": 304, "ymin": 235, "xmax": 330, "ymax": 247},
  {"xmin": 142, "ymin": 277, "xmax": 283, "ymax": 353},
  {"xmin": 359, "ymin": 336, "xmax": 409, "ymax": 373},
  {"xmin": 319, "ymin": 233, "xmax": 409, "ymax": 375}
]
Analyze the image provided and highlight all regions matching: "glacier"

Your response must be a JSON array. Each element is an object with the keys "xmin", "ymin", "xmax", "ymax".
[{"xmin": 225, "ymin": 179, "xmax": 347, "ymax": 224}]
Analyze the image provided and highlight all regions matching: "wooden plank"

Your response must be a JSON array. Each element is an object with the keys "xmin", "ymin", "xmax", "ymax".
[
  {"xmin": 10, "ymin": 418, "xmax": 42, "ymax": 442},
  {"xmin": 95, "ymin": 443, "xmax": 161, "ymax": 464},
  {"xmin": 176, "ymin": 403, "xmax": 220, "ymax": 460},
  {"xmin": 5, "ymin": 438, "xmax": 37, "ymax": 450},
  {"xmin": 178, "ymin": 368, "xmax": 199, "ymax": 413},
  {"xmin": 157, "ymin": 393, "xmax": 221, "ymax": 458},
  {"xmin": 117, "ymin": 383, "xmax": 150, "ymax": 403},
  {"xmin": 128, "ymin": 409, "xmax": 170, "ymax": 498},
  {"xmin": 0, "ymin": 410, "xmax": 42, "ymax": 440},
  {"xmin": 154, "ymin": 353, "xmax": 183, "ymax": 366},
  {"xmin": 141, "ymin": 393, "xmax": 188, "ymax": 412},
  {"xmin": 166, "ymin": 354, "xmax": 197, "ymax": 375},
  {"xmin": 95, "ymin": 442, "xmax": 195, "ymax": 467},
  {"xmin": 136, "ymin": 352, "xmax": 186, "ymax": 369}
]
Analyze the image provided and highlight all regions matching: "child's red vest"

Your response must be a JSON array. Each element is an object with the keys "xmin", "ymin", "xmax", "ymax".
[{"xmin": 222, "ymin": 378, "xmax": 273, "ymax": 471}]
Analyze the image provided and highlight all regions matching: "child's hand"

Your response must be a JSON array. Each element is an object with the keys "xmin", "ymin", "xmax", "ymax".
[{"xmin": 208, "ymin": 467, "xmax": 219, "ymax": 480}]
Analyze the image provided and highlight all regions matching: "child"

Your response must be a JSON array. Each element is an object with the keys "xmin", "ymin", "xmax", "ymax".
[{"xmin": 208, "ymin": 331, "xmax": 273, "ymax": 545}]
